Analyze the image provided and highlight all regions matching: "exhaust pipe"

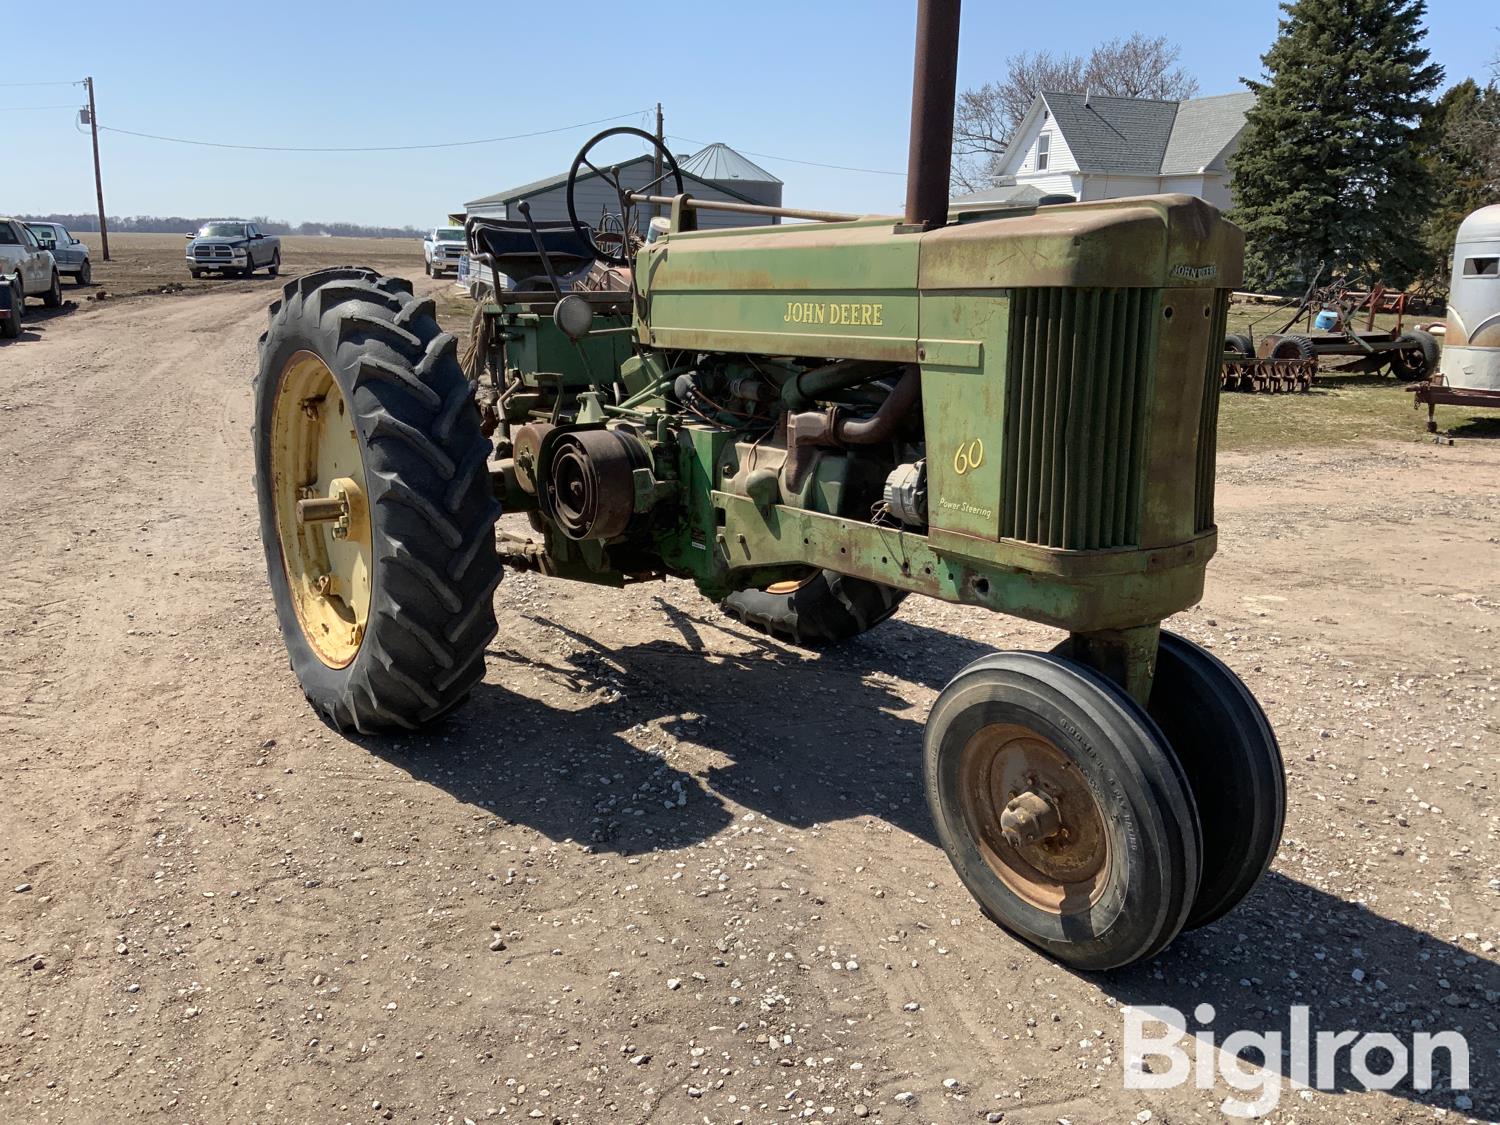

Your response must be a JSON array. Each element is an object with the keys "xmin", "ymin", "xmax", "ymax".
[{"xmin": 902, "ymin": 0, "xmax": 962, "ymax": 231}]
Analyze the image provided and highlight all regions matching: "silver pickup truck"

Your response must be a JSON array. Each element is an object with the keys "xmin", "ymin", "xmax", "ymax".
[
  {"xmin": 185, "ymin": 220, "xmax": 281, "ymax": 278},
  {"xmin": 0, "ymin": 217, "xmax": 62, "ymax": 310}
]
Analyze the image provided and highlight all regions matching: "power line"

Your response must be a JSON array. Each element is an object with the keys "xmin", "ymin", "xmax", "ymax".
[
  {"xmin": 0, "ymin": 104, "xmax": 82, "ymax": 110},
  {"xmin": 667, "ymin": 133, "xmax": 905, "ymax": 178},
  {"xmin": 97, "ymin": 109, "xmax": 653, "ymax": 153},
  {"xmin": 0, "ymin": 79, "xmax": 83, "ymax": 88}
]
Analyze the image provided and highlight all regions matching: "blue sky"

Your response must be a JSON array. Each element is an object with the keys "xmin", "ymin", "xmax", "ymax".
[{"xmin": 5, "ymin": 0, "xmax": 1495, "ymax": 227}]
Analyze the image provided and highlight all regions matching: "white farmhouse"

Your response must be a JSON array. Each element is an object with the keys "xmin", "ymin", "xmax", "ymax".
[{"xmin": 954, "ymin": 90, "xmax": 1255, "ymax": 211}]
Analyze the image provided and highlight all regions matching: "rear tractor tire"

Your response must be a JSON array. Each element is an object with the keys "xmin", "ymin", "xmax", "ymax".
[
  {"xmin": 721, "ymin": 570, "xmax": 906, "ymax": 648},
  {"xmin": 252, "ymin": 266, "xmax": 502, "ymax": 732},
  {"xmin": 924, "ymin": 651, "xmax": 1203, "ymax": 971}
]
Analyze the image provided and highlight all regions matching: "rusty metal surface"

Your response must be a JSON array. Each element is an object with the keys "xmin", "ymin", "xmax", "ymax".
[
  {"xmin": 1408, "ymin": 379, "xmax": 1500, "ymax": 432},
  {"xmin": 715, "ymin": 492, "xmax": 1211, "ymax": 633},
  {"xmin": 511, "ymin": 422, "xmax": 555, "ymax": 495},
  {"xmin": 539, "ymin": 429, "xmax": 648, "ymax": 541},
  {"xmin": 959, "ymin": 723, "xmax": 1110, "ymax": 914},
  {"xmin": 903, "ymin": 0, "xmax": 962, "ymax": 230},
  {"xmin": 1220, "ymin": 356, "xmax": 1317, "ymax": 393}
]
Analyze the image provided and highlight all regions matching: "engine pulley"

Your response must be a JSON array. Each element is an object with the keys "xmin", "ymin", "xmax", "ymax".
[{"xmin": 539, "ymin": 429, "xmax": 651, "ymax": 541}]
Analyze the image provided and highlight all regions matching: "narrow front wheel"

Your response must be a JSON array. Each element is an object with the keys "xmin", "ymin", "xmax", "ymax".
[
  {"xmin": 1146, "ymin": 631, "xmax": 1284, "ymax": 929},
  {"xmin": 924, "ymin": 651, "xmax": 1202, "ymax": 971}
]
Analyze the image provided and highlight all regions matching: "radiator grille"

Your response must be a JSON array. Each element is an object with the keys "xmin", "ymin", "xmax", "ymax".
[
  {"xmin": 1000, "ymin": 287, "xmax": 1158, "ymax": 550},
  {"xmin": 1194, "ymin": 290, "xmax": 1230, "ymax": 532}
]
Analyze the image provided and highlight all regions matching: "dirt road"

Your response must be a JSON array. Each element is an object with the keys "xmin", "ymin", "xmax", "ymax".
[{"xmin": 1, "ymin": 280, "xmax": 1496, "ymax": 1124}]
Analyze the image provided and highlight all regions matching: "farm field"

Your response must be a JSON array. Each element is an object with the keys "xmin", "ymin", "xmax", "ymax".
[
  {"xmin": 0, "ymin": 271, "xmax": 1496, "ymax": 1123},
  {"xmin": 69, "ymin": 231, "xmax": 426, "ymax": 298}
]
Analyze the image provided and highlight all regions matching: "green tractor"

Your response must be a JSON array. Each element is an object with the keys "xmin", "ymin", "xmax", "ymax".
[{"xmin": 251, "ymin": 0, "xmax": 1283, "ymax": 970}]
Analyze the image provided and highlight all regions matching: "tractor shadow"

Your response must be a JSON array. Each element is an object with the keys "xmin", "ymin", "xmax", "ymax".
[
  {"xmin": 363, "ymin": 602, "xmax": 990, "ymax": 857},
  {"xmin": 360, "ymin": 602, "xmax": 1494, "ymax": 1115},
  {"xmin": 1100, "ymin": 874, "xmax": 1496, "ymax": 1115}
]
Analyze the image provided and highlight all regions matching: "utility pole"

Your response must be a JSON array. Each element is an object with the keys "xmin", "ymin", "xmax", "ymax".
[
  {"xmin": 85, "ymin": 76, "xmax": 109, "ymax": 261},
  {"xmin": 651, "ymin": 102, "xmax": 664, "ymax": 221}
]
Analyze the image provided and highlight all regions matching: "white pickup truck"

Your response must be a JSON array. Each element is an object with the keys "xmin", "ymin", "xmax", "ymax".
[
  {"xmin": 0, "ymin": 217, "xmax": 63, "ymax": 310},
  {"xmin": 422, "ymin": 227, "xmax": 465, "ymax": 277}
]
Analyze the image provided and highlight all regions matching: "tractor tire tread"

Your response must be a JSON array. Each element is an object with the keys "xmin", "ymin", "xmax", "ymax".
[{"xmin": 252, "ymin": 267, "xmax": 500, "ymax": 733}]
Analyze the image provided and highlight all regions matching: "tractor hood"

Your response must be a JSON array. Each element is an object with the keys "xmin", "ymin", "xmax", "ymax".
[{"xmin": 635, "ymin": 194, "xmax": 1242, "ymax": 361}]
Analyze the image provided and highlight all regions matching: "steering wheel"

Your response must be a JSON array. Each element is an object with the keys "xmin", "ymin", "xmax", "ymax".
[{"xmin": 566, "ymin": 127, "xmax": 684, "ymax": 267}]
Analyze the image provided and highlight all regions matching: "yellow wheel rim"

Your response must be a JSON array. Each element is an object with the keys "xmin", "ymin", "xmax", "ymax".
[
  {"xmin": 270, "ymin": 351, "xmax": 373, "ymax": 668},
  {"xmin": 765, "ymin": 571, "xmax": 818, "ymax": 595}
]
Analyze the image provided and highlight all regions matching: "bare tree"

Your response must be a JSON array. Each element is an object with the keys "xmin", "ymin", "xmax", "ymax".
[
  {"xmin": 952, "ymin": 33, "xmax": 1201, "ymax": 192},
  {"xmin": 953, "ymin": 52, "xmax": 1084, "ymax": 191},
  {"xmin": 1085, "ymin": 33, "xmax": 1200, "ymax": 101}
]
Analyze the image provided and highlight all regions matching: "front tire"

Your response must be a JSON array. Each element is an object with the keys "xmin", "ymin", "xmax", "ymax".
[
  {"xmin": 1146, "ymin": 632, "xmax": 1284, "ymax": 929},
  {"xmin": 77, "ymin": 260, "xmax": 92, "ymax": 287},
  {"xmin": 924, "ymin": 651, "xmax": 1202, "ymax": 971},
  {"xmin": 252, "ymin": 267, "xmax": 502, "ymax": 732},
  {"xmin": 42, "ymin": 270, "xmax": 62, "ymax": 308}
]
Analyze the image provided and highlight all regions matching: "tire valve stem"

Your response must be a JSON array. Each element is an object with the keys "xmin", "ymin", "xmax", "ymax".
[{"xmin": 999, "ymin": 790, "xmax": 1062, "ymax": 848}]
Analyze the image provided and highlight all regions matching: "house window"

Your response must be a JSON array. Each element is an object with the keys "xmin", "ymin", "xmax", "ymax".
[
  {"xmin": 1463, "ymin": 256, "xmax": 1498, "ymax": 278},
  {"xmin": 1036, "ymin": 133, "xmax": 1050, "ymax": 171}
]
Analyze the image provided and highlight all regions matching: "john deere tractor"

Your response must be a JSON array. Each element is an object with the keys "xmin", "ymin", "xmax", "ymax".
[{"xmin": 251, "ymin": 0, "xmax": 1284, "ymax": 970}]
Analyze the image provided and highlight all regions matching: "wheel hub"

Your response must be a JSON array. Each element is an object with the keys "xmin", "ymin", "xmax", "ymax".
[
  {"xmin": 998, "ymin": 789, "xmax": 1062, "ymax": 847},
  {"xmin": 959, "ymin": 724, "xmax": 1110, "ymax": 915}
]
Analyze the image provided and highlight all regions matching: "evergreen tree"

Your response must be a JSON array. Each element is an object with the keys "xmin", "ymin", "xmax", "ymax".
[
  {"xmin": 1228, "ymin": 0, "xmax": 1443, "ymax": 291},
  {"xmin": 1418, "ymin": 78, "xmax": 1500, "ymax": 291}
]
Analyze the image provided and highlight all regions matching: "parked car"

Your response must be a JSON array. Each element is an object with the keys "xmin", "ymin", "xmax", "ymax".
[
  {"xmin": 0, "ymin": 217, "xmax": 62, "ymax": 309},
  {"xmin": 185, "ymin": 220, "xmax": 280, "ymax": 278},
  {"xmin": 25, "ymin": 221, "xmax": 91, "ymax": 286},
  {"xmin": 0, "ymin": 270, "xmax": 19, "ymax": 339},
  {"xmin": 422, "ymin": 226, "xmax": 465, "ymax": 276}
]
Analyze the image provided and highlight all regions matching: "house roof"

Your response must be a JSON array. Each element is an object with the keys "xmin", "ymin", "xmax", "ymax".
[
  {"xmin": 1001, "ymin": 89, "xmax": 1254, "ymax": 177},
  {"xmin": 464, "ymin": 143, "xmax": 768, "ymax": 211},
  {"xmin": 678, "ymin": 142, "xmax": 782, "ymax": 185},
  {"xmin": 1041, "ymin": 91, "xmax": 1180, "ymax": 175},
  {"xmin": 1160, "ymin": 91, "xmax": 1256, "ymax": 173}
]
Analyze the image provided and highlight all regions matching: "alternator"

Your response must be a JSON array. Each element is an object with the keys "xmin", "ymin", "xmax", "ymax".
[{"xmin": 882, "ymin": 460, "xmax": 927, "ymax": 526}]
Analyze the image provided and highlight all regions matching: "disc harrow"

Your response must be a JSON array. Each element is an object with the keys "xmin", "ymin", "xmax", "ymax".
[{"xmin": 1220, "ymin": 356, "xmax": 1317, "ymax": 394}]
